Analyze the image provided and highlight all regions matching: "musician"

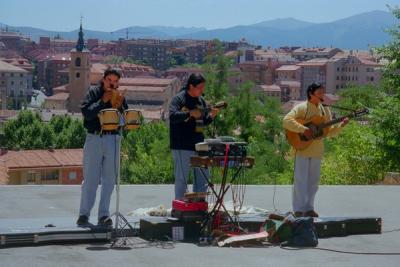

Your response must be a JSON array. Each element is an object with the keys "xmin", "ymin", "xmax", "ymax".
[
  {"xmin": 283, "ymin": 83, "xmax": 349, "ymax": 217},
  {"xmin": 77, "ymin": 68, "xmax": 128, "ymax": 226},
  {"xmin": 169, "ymin": 73, "xmax": 219, "ymax": 199}
]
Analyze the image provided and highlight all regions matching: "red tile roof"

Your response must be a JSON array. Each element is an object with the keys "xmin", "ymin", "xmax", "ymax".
[
  {"xmin": 119, "ymin": 85, "xmax": 166, "ymax": 93},
  {"xmin": 119, "ymin": 77, "xmax": 177, "ymax": 86},
  {"xmin": 46, "ymin": 92, "xmax": 70, "ymax": 101},
  {"xmin": 0, "ymin": 149, "xmax": 83, "ymax": 170},
  {"xmin": 276, "ymin": 65, "xmax": 301, "ymax": 71},
  {"xmin": 279, "ymin": 81, "xmax": 301, "ymax": 87}
]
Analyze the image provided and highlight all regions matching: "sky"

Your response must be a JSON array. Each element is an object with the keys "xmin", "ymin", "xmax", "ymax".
[{"xmin": 0, "ymin": 0, "xmax": 399, "ymax": 31}]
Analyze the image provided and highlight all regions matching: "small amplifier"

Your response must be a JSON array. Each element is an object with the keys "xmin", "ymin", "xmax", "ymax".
[{"xmin": 171, "ymin": 199, "xmax": 208, "ymax": 222}]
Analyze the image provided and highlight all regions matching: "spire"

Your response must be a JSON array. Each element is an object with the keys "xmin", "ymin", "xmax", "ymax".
[{"xmin": 75, "ymin": 16, "xmax": 85, "ymax": 52}]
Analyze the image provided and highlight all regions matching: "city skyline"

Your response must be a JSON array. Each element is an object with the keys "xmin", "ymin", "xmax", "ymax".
[{"xmin": 0, "ymin": 0, "xmax": 399, "ymax": 32}]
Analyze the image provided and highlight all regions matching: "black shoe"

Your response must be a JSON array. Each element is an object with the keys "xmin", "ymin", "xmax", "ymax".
[
  {"xmin": 98, "ymin": 216, "xmax": 112, "ymax": 226},
  {"xmin": 305, "ymin": 210, "xmax": 319, "ymax": 217},
  {"xmin": 294, "ymin": 211, "xmax": 304, "ymax": 217},
  {"xmin": 76, "ymin": 215, "xmax": 89, "ymax": 226}
]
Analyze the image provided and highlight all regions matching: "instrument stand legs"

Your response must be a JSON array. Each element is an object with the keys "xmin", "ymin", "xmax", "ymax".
[
  {"xmin": 199, "ymin": 167, "xmax": 244, "ymax": 234},
  {"xmin": 108, "ymin": 132, "xmax": 136, "ymax": 248}
]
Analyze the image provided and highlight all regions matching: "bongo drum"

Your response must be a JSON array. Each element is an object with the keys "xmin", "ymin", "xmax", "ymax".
[
  {"xmin": 98, "ymin": 108, "xmax": 120, "ymax": 131},
  {"xmin": 124, "ymin": 109, "xmax": 141, "ymax": 130}
]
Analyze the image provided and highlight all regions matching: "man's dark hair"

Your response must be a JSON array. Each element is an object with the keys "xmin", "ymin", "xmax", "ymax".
[
  {"xmin": 306, "ymin": 83, "xmax": 323, "ymax": 100},
  {"xmin": 103, "ymin": 68, "xmax": 122, "ymax": 79},
  {"xmin": 185, "ymin": 73, "xmax": 205, "ymax": 90}
]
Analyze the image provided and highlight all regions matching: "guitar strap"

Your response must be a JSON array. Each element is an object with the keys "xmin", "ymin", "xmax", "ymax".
[
  {"xmin": 319, "ymin": 104, "xmax": 326, "ymax": 116},
  {"xmin": 304, "ymin": 102, "xmax": 309, "ymax": 120}
]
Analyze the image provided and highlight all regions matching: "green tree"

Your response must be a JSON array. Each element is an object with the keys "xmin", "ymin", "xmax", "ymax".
[
  {"xmin": 321, "ymin": 122, "xmax": 382, "ymax": 184},
  {"xmin": 376, "ymin": 6, "xmax": 400, "ymax": 96},
  {"xmin": 49, "ymin": 115, "xmax": 85, "ymax": 148},
  {"xmin": 202, "ymin": 39, "xmax": 235, "ymax": 137},
  {"xmin": 370, "ymin": 6, "xmax": 400, "ymax": 172},
  {"xmin": 2, "ymin": 111, "xmax": 85, "ymax": 150},
  {"xmin": 121, "ymin": 122, "xmax": 173, "ymax": 184},
  {"xmin": 2, "ymin": 110, "xmax": 55, "ymax": 149},
  {"xmin": 336, "ymin": 85, "xmax": 385, "ymax": 111}
]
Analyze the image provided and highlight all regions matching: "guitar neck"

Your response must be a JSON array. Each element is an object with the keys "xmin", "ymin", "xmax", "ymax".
[{"xmin": 320, "ymin": 114, "xmax": 353, "ymax": 129}]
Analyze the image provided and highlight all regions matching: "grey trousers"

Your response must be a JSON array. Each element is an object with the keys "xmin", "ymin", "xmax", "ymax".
[
  {"xmin": 172, "ymin": 149, "xmax": 209, "ymax": 199},
  {"xmin": 79, "ymin": 133, "xmax": 120, "ymax": 219},
  {"xmin": 292, "ymin": 154, "xmax": 322, "ymax": 212}
]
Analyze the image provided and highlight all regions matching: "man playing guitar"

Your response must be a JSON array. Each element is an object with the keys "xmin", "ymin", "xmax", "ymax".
[{"xmin": 283, "ymin": 83, "xmax": 349, "ymax": 218}]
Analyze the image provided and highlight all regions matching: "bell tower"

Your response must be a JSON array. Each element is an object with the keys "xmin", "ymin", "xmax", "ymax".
[{"xmin": 68, "ymin": 18, "xmax": 91, "ymax": 113}]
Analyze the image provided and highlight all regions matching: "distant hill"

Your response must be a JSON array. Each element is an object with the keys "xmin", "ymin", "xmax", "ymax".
[
  {"xmin": 250, "ymin": 18, "xmax": 315, "ymax": 30},
  {"xmin": 179, "ymin": 10, "xmax": 397, "ymax": 49},
  {"xmin": 0, "ymin": 10, "xmax": 396, "ymax": 49},
  {"xmin": 0, "ymin": 25, "xmax": 205, "ymax": 42}
]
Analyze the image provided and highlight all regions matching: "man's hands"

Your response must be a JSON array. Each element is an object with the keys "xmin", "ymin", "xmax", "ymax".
[
  {"xmin": 189, "ymin": 107, "xmax": 220, "ymax": 120},
  {"xmin": 210, "ymin": 108, "xmax": 219, "ymax": 119},
  {"xmin": 341, "ymin": 117, "xmax": 349, "ymax": 127},
  {"xmin": 303, "ymin": 128, "xmax": 314, "ymax": 140},
  {"xmin": 102, "ymin": 90, "xmax": 113, "ymax": 103},
  {"xmin": 189, "ymin": 108, "xmax": 202, "ymax": 119}
]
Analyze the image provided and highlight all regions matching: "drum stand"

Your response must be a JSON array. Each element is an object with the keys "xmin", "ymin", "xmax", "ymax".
[{"xmin": 109, "ymin": 128, "xmax": 136, "ymax": 248}]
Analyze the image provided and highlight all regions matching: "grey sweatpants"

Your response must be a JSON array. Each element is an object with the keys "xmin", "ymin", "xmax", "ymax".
[
  {"xmin": 172, "ymin": 149, "xmax": 209, "ymax": 199},
  {"xmin": 292, "ymin": 154, "xmax": 322, "ymax": 212},
  {"xmin": 79, "ymin": 133, "xmax": 120, "ymax": 219}
]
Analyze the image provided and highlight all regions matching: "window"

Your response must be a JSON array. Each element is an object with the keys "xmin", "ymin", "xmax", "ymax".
[
  {"xmin": 20, "ymin": 73, "xmax": 23, "ymax": 78},
  {"xmin": 76, "ymin": 72, "xmax": 80, "ymax": 78},
  {"xmin": 27, "ymin": 171, "xmax": 36, "ymax": 184},
  {"xmin": 68, "ymin": 171, "xmax": 77, "ymax": 180},
  {"xmin": 75, "ymin": 57, "xmax": 81, "ymax": 67},
  {"xmin": 42, "ymin": 170, "xmax": 59, "ymax": 181}
]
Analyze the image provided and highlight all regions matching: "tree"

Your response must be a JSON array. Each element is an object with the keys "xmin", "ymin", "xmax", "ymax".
[
  {"xmin": 202, "ymin": 39, "xmax": 235, "ymax": 137},
  {"xmin": 121, "ymin": 122, "xmax": 173, "ymax": 184},
  {"xmin": 2, "ymin": 111, "xmax": 85, "ymax": 150},
  {"xmin": 370, "ymin": 6, "xmax": 400, "ymax": 172},
  {"xmin": 376, "ymin": 6, "xmax": 400, "ymax": 96},
  {"xmin": 2, "ymin": 110, "xmax": 55, "ymax": 149},
  {"xmin": 321, "ymin": 122, "xmax": 382, "ymax": 184}
]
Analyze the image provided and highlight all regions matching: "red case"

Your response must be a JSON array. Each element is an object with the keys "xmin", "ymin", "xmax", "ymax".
[{"xmin": 172, "ymin": 199, "xmax": 208, "ymax": 212}]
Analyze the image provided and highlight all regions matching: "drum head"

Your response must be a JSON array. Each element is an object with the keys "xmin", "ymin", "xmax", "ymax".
[
  {"xmin": 124, "ymin": 109, "xmax": 142, "ymax": 130},
  {"xmin": 99, "ymin": 109, "xmax": 120, "ymax": 131}
]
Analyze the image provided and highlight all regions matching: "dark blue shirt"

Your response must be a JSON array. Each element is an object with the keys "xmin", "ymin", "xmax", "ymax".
[{"xmin": 169, "ymin": 89, "xmax": 213, "ymax": 150}]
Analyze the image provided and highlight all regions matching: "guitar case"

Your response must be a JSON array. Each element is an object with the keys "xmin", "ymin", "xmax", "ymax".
[{"xmin": 314, "ymin": 217, "xmax": 382, "ymax": 238}]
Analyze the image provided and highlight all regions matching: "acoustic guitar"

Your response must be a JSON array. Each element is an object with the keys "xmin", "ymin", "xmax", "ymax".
[{"xmin": 285, "ymin": 108, "xmax": 369, "ymax": 150}]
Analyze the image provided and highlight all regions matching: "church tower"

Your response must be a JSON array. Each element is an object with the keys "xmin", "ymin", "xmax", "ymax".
[{"xmin": 67, "ymin": 20, "xmax": 91, "ymax": 113}]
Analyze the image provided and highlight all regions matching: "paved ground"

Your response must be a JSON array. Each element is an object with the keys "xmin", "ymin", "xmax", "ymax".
[{"xmin": 0, "ymin": 185, "xmax": 399, "ymax": 267}]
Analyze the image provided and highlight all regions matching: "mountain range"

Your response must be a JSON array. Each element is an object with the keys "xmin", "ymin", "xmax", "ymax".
[{"xmin": 0, "ymin": 10, "xmax": 396, "ymax": 49}]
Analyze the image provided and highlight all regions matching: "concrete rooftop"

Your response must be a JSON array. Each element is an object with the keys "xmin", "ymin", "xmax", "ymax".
[{"xmin": 0, "ymin": 185, "xmax": 399, "ymax": 267}]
